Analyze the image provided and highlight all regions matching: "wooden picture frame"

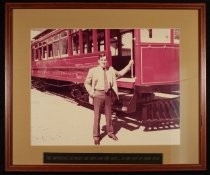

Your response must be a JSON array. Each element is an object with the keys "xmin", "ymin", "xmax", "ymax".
[{"xmin": 5, "ymin": 2, "xmax": 206, "ymax": 172}]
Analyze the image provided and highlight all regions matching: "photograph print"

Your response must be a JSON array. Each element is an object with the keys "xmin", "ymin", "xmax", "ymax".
[{"xmin": 30, "ymin": 28, "xmax": 180, "ymax": 146}]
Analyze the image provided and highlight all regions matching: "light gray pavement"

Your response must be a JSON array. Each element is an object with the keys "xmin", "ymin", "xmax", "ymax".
[{"xmin": 31, "ymin": 88, "xmax": 180, "ymax": 146}]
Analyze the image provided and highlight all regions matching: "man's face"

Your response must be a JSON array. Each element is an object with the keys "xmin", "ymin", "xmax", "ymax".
[{"xmin": 98, "ymin": 56, "xmax": 107, "ymax": 68}]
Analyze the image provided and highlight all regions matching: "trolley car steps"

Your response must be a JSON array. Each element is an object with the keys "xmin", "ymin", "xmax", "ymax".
[
  {"xmin": 140, "ymin": 97, "xmax": 180, "ymax": 131},
  {"xmin": 113, "ymin": 92, "xmax": 180, "ymax": 130}
]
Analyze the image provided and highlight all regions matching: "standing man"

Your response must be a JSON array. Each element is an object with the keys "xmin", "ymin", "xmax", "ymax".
[{"xmin": 84, "ymin": 54, "xmax": 134, "ymax": 145}]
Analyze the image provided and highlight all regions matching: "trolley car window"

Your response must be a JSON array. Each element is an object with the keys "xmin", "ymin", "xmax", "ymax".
[
  {"xmin": 60, "ymin": 31, "xmax": 68, "ymax": 38},
  {"xmin": 48, "ymin": 44, "xmax": 53, "ymax": 58},
  {"xmin": 110, "ymin": 30, "xmax": 133, "ymax": 57},
  {"xmin": 121, "ymin": 32, "xmax": 132, "ymax": 56},
  {"xmin": 83, "ymin": 29, "xmax": 93, "ymax": 54},
  {"xmin": 72, "ymin": 29, "xmax": 79, "ymax": 33},
  {"xmin": 36, "ymin": 48, "xmax": 42, "ymax": 60},
  {"xmin": 72, "ymin": 32, "xmax": 80, "ymax": 55},
  {"xmin": 97, "ymin": 29, "xmax": 105, "ymax": 51},
  {"xmin": 110, "ymin": 29, "xmax": 134, "ymax": 78},
  {"xmin": 174, "ymin": 29, "xmax": 180, "ymax": 44},
  {"xmin": 148, "ymin": 29, "xmax": 153, "ymax": 38},
  {"xmin": 42, "ymin": 45, "xmax": 47, "ymax": 60},
  {"xmin": 48, "ymin": 37, "xmax": 53, "ymax": 43},
  {"xmin": 53, "ymin": 41, "xmax": 60, "ymax": 58},
  {"xmin": 54, "ymin": 35, "xmax": 59, "ymax": 40},
  {"xmin": 59, "ymin": 30, "xmax": 68, "ymax": 57},
  {"xmin": 141, "ymin": 29, "xmax": 170, "ymax": 43},
  {"xmin": 110, "ymin": 36, "xmax": 118, "ymax": 56},
  {"xmin": 60, "ymin": 38, "xmax": 68, "ymax": 56},
  {"xmin": 34, "ymin": 49, "xmax": 38, "ymax": 61}
]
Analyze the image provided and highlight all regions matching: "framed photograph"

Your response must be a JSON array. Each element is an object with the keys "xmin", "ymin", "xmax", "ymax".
[{"xmin": 5, "ymin": 2, "xmax": 206, "ymax": 172}]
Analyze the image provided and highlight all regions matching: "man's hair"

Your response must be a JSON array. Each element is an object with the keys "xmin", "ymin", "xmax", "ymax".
[{"xmin": 98, "ymin": 53, "xmax": 106, "ymax": 60}]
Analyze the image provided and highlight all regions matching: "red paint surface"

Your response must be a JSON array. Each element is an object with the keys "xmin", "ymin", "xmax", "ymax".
[
  {"xmin": 135, "ymin": 46, "xmax": 179, "ymax": 86},
  {"xmin": 31, "ymin": 55, "xmax": 98, "ymax": 83}
]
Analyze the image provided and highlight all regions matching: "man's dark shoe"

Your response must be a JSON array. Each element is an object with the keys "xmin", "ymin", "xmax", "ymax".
[
  {"xmin": 108, "ymin": 134, "xmax": 118, "ymax": 141},
  {"xmin": 94, "ymin": 139, "xmax": 100, "ymax": 145}
]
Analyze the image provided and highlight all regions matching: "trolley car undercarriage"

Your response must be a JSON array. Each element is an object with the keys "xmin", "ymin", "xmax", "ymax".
[{"xmin": 32, "ymin": 77, "xmax": 180, "ymax": 131}]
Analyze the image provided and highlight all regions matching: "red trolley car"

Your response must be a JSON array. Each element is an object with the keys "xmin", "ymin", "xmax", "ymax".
[{"xmin": 31, "ymin": 28, "xmax": 180, "ymax": 129}]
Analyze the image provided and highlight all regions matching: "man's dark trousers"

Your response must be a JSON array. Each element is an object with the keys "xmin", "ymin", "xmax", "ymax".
[{"xmin": 93, "ymin": 90, "xmax": 114, "ymax": 140}]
